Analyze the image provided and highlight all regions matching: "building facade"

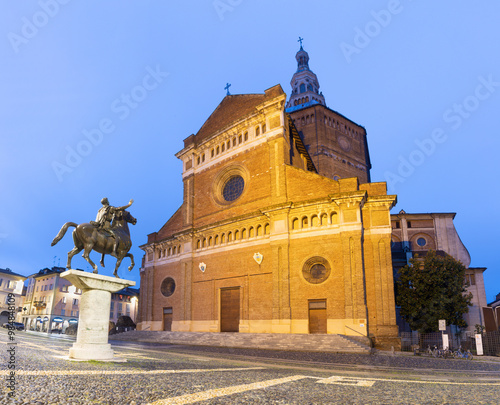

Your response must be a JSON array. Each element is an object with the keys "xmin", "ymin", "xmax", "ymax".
[
  {"xmin": 22, "ymin": 267, "xmax": 140, "ymax": 332},
  {"xmin": 110, "ymin": 287, "xmax": 139, "ymax": 325},
  {"xmin": 138, "ymin": 46, "xmax": 399, "ymax": 348},
  {"xmin": 23, "ymin": 267, "xmax": 82, "ymax": 332},
  {"xmin": 0, "ymin": 268, "xmax": 26, "ymax": 324},
  {"xmin": 391, "ymin": 210, "xmax": 488, "ymax": 333}
]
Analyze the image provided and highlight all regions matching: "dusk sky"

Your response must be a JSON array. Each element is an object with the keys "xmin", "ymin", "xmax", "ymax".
[{"xmin": 1, "ymin": 1, "xmax": 499, "ymax": 302}]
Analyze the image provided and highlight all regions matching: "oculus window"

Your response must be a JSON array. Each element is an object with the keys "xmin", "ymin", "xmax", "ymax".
[
  {"xmin": 212, "ymin": 164, "xmax": 249, "ymax": 206},
  {"xmin": 160, "ymin": 277, "xmax": 176, "ymax": 297},
  {"xmin": 222, "ymin": 175, "xmax": 245, "ymax": 202},
  {"xmin": 302, "ymin": 256, "xmax": 331, "ymax": 284},
  {"xmin": 416, "ymin": 237, "xmax": 427, "ymax": 247}
]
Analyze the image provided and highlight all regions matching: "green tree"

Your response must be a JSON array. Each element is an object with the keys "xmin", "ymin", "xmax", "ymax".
[{"xmin": 396, "ymin": 250, "xmax": 473, "ymax": 333}]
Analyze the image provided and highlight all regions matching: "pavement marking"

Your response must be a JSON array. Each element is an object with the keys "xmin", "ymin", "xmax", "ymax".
[
  {"xmin": 113, "ymin": 352, "xmax": 159, "ymax": 361},
  {"xmin": 307, "ymin": 375, "xmax": 500, "ymax": 387},
  {"xmin": 317, "ymin": 375, "xmax": 375, "ymax": 387},
  {"xmin": 18, "ymin": 340, "xmax": 68, "ymax": 355},
  {"xmin": 146, "ymin": 375, "xmax": 308, "ymax": 405},
  {"xmin": 2, "ymin": 367, "xmax": 265, "ymax": 377}
]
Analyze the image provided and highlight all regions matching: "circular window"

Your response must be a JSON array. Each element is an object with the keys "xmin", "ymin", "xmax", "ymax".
[
  {"xmin": 160, "ymin": 277, "xmax": 176, "ymax": 297},
  {"xmin": 222, "ymin": 175, "xmax": 245, "ymax": 202},
  {"xmin": 212, "ymin": 165, "xmax": 249, "ymax": 206},
  {"xmin": 302, "ymin": 256, "xmax": 331, "ymax": 284},
  {"xmin": 417, "ymin": 237, "xmax": 427, "ymax": 247}
]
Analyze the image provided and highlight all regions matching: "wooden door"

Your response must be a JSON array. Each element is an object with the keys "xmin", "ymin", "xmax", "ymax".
[
  {"xmin": 220, "ymin": 288, "xmax": 240, "ymax": 332},
  {"xmin": 309, "ymin": 300, "xmax": 327, "ymax": 334},
  {"xmin": 163, "ymin": 307, "xmax": 172, "ymax": 331}
]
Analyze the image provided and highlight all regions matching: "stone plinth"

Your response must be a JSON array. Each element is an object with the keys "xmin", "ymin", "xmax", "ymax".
[{"xmin": 61, "ymin": 270, "xmax": 135, "ymax": 361}]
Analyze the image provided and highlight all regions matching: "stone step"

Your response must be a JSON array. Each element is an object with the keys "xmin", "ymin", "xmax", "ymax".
[{"xmin": 111, "ymin": 331, "xmax": 371, "ymax": 354}]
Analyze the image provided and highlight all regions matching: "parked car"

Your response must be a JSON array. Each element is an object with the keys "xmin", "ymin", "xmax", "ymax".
[
  {"xmin": 65, "ymin": 323, "xmax": 78, "ymax": 335},
  {"xmin": 1, "ymin": 322, "xmax": 25, "ymax": 331}
]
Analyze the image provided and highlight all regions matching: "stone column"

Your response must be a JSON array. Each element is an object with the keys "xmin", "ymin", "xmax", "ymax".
[{"xmin": 61, "ymin": 270, "xmax": 135, "ymax": 361}]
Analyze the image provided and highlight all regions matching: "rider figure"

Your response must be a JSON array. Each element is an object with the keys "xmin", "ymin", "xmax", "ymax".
[{"xmin": 91, "ymin": 198, "xmax": 133, "ymax": 255}]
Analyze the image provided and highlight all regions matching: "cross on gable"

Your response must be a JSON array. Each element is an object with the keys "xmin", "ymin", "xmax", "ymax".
[{"xmin": 224, "ymin": 82, "xmax": 231, "ymax": 95}]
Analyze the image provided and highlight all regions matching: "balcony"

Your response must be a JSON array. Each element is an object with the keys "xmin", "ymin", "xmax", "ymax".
[{"xmin": 33, "ymin": 301, "xmax": 47, "ymax": 309}]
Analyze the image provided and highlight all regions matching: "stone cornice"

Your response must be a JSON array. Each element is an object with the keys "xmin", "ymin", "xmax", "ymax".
[
  {"xmin": 330, "ymin": 191, "xmax": 367, "ymax": 209},
  {"xmin": 364, "ymin": 194, "xmax": 397, "ymax": 210}
]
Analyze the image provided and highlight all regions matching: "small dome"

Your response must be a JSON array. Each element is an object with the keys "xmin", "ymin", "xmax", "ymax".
[{"xmin": 296, "ymin": 48, "xmax": 309, "ymax": 71}]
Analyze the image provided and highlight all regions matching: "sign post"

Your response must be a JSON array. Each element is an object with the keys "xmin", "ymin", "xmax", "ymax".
[
  {"xmin": 475, "ymin": 334, "xmax": 484, "ymax": 356},
  {"xmin": 439, "ymin": 320, "xmax": 448, "ymax": 350}
]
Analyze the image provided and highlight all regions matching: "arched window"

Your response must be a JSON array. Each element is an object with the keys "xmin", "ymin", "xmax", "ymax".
[
  {"xmin": 214, "ymin": 235, "xmax": 219, "ymax": 245},
  {"xmin": 244, "ymin": 131, "xmax": 248, "ymax": 141},
  {"xmin": 249, "ymin": 227, "xmax": 255, "ymax": 238},
  {"xmin": 330, "ymin": 212, "xmax": 338, "ymax": 224},
  {"xmin": 172, "ymin": 246, "xmax": 177, "ymax": 255},
  {"xmin": 255, "ymin": 126, "xmax": 260, "ymax": 136},
  {"xmin": 216, "ymin": 146, "xmax": 220, "ymax": 155},
  {"xmin": 227, "ymin": 140, "xmax": 231, "ymax": 149},
  {"xmin": 292, "ymin": 218, "xmax": 299, "ymax": 230},
  {"xmin": 242, "ymin": 228, "xmax": 247, "ymax": 239},
  {"xmin": 299, "ymin": 83, "xmax": 306, "ymax": 93},
  {"xmin": 228, "ymin": 231, "xmax": 233, "ymax": 242},
  {"xmin": 196, "ymin": 240, "xmax": 201, "ymax": 249},
  {"xmin": 208, "ymin": 237, "xmax": 212, "ymax": 246},
  {"xmin": 320, "ymin": 213, "xmax": 328, "ymax": 226},
  {"xmin": 256, "ymin": 225, "xmax": 262, "ymax": 236},
  {"xmin": 262, "ymin": 124, "xmax": 266, "ymax": 133},
  {"xmin": 202, "ymin": 238, "xmax": 206, "ymax": 248},
  {"xmin": 221, "ymin": 233, "xmax": 226, "ymax": 244},
  {"xmin": 302, "ymin": 216, "xmax": 308, "ymax": 228},
  {"xmin": 234, "ymin": 230, "xmax": 240, "ymax": 240},
  {"xmin": 233, "ymin": 137, "xmax": 237, "ymax": 146},
  {"xmin": 211, "ymin": 149, "xmax": 214, "ymax": 158},
  {"xmin": 311, "ymin": 215, "xmax": 319, "ymax": 227},
  {"xmin": 238, "ymin": 135, "xmax": 242, "ymax": 144},
  {"xmin": 221, "ymin": 143, "xmax": 225, "ymax": 152},
  {"xmin": 264, "ymin": 223, "xmax": 270, "ymax": 235}
]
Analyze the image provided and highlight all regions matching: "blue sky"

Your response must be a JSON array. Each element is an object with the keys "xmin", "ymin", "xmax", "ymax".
[{"xmin": 1, "ymin": 1, "xmax": 499, "ymax": 303}]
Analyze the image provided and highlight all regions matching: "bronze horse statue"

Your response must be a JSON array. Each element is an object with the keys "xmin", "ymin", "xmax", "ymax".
[{"xmin": 51, "ymin": 210, "xmax": 137, "ymax": 278}]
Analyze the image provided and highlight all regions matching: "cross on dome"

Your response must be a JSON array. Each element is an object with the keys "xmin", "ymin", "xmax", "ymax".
[{"xmin": 298, "ymin": 36, "xmax": 304, "ymax": 49}]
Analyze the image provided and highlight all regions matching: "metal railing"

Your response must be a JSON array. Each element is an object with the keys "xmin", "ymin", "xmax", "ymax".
[{"xmin": 400, "ymin": 331, "xmax": 500, "ymax": 356}]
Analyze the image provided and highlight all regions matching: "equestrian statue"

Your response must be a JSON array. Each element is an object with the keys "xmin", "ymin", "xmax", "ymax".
[{"xmin": 51, "ymin": 198, "xmax": 137, "ymax": 278}]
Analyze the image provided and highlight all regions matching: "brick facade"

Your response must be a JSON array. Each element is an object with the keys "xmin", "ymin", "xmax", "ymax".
[{"xmin": 138, "ymin": 84, "xmax": 399, "ymax": 348}]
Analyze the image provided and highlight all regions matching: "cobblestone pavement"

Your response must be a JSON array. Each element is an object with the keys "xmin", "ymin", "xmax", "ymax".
[{"xmin": 2, "ymin": 329, "xmax": 500, "ymax": 404}]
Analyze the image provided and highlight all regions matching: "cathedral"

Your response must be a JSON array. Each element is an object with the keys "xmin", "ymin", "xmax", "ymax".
[{"xmin": 138, "ymin": 43, "xmax": 399, "ymax": 349}]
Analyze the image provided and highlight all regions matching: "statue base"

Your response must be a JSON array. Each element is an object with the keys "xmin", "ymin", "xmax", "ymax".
[{"xmin": 61, "ymin": 270, "xmax": 135, "ymax": 361}]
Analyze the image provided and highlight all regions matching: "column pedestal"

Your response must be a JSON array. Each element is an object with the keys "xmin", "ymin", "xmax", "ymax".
[{"xmin": 61, "ymin": 270, "xmax": 135, "ymax": 361}]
